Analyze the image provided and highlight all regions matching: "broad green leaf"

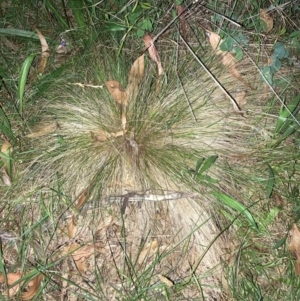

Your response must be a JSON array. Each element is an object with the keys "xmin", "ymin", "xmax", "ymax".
[
  {"xmin": 18, "ymin": 54, "xmax": 36, "ymax": 117},
  {"xmin": 273, "ymin": 233, "xmax": 288, "ymax": 249},
  {"xmin": 194, "ymin": 157, "xmax": 204, "ymax": 176},
  {"xmin": 0, "ymin": 28, "xmax": 39, "ymax": 39},
  {"xmin": 261, "ymin": 66, "xmax": 273, "ymax": 85},
  {"xmin": 104, "ymin": 23, "xmax": 127, "ymax": 32},
  {"xmin": 0, "ymin": 124, "xmax": 15, "ymax": 142},
  {"xmin": 273, "ymin": 42, "xmax": 289, "ymax": 59},
  {"xmin": 213, "ymin": 192, "xmax": 257, "ymax": 229},
  {"xmin": 0, "ymin": 107, "xmax": 11, "ymax": 130},
  {"xmin": 0, "ymin": 107, "xmax": 16, "ymax": 142},
  {"xmin": 265, "ymin": 164, "xmax": 275, "ymax": 198},
  {"xmin": 197, "ymin": 174, "xmax": 218, "ymax": 183},
  {"xmin": 221, "ymin": 209, "xmax": 243, "ymax": 228},
  {"xmin": 262, "ymin": 207, "xmax": 280, "ymax": 228},
  {"xmin": 198, "ymin": 155, "xmax": 218, "ymax": 174},
  {"xmin": 140, "ymin": 2, "xmax": 152, "ymax": 9},
  {"xmin": 232, "ymin": 47, "xmax": 243, "ymax": 60},
  {"xmin": 275, "ymin": 94, "xmax": 300, "ymax": 133}
]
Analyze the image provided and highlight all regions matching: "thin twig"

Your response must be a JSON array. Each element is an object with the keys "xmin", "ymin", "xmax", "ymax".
[{"xmin": 179, "ymin": 34, "xmax": 242, "ymax": 113}]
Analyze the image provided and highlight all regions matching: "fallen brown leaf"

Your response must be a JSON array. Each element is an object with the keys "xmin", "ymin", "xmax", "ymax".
[
  {"xmin": 22, "ymin": 274, "xmax": 44, "ymax": 301},
  {"xmin": 128, "ymin": 54, "xmax": 145, "ymax": 84},
  {"xmin": 105, "ymin": 80, "xmax": 128, "ymax": 106},
  {"xmin": 1, "ymin": 140, "xmax": 12, "ymax": 186},
  {"xmin": 0, "ymin": 272, "xmax": 22, "ymax": 297},
  {"xmin": 126, "ymin": 54, "xmax": 145, "ymax": 99},
  {"xmin": 75, "ymin": 184, "xmax": 91, "ymax": 210},
  {"xmin": 259, "ymin": 9, "xmax": 273, "ymax": 33},
  {"xmin": 36, "ymin": 29, "xmax": 50, "ymax": 74},
  {"xmin": 67, "ymin": 214, "xmax": 77, "ymax": 239},
  {"xmin": 0, "ymin": 272, "xmax": 43, "ymax": 300},
  {"xmin": 90, "ymin": 129, "xmax": 111, "ymax": 142},
  {"xmin": 158, "ymin": 274, "xmax": 174, "ymax": 287},
  {"xmin": 289, "ymin": 224, "xmax": 300, "ymax": 275},
  {"xmin": 1, "ymin": 139, "xmax": 11, "ymax": 154},
  {"xmin": 138, "ymin": 240, "xmax": 158, "ymax": 264},
  {"xmin": 26, "ymin": 122, "xmax": 58, "ymax": 138},
  {"xmin": 207, "ymin": 31, "xmax": 254, "ymax": 91},
  {"xmin": 143, "ymin": 34, "xmax": 164, "ymax": 76},
  {"xmin": 69, "ymin": 243, "xmax": 95, "ymax": 273}
]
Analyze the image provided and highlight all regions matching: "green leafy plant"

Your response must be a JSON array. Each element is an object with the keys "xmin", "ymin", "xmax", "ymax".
[
  {"xmin": 261, "ymin": 42, "xmax": 290, "ymax": 85},
  {"xmin": 274, "ymin": 94, "xmax": 300, "ymax": 145}
]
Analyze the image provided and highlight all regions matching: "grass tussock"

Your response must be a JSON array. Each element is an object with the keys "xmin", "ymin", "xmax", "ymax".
[{"xmin": 0, "ymin": 0, "xmax": 300, "ymax": 300}]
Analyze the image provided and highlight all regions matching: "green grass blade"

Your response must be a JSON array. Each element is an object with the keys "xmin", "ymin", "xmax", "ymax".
[
  {"xmin": 265, "ymin": 164, "xmax": 275, "ymax": 198},
  {"xmin": 33, "ymin": 64, "xmax": 70, "ymax": 99},
  {"xmin": 0, "ymin": 107, "xmax": 11, "ymax": 130},
  {"xmin": 45, "ymin": 1, "xmax": 69, "ymax": 29},
  {"xmin": 68, "ymin": 0, "xmax": 87, "ymax": 33},
  {"xmin": 18, "ymin": 54, "xmax": 36, "ymax": 116},
  {"xmin": 194, "ymin": 157, "xmax": 204, "ymax": 177},
  {"xmin": 0, "ymin": 28, "xmax": 39, "ymax": 39},
  {"xmin": 213, "ymin": 192, "xmax": 257, "ymax": 229},
  {"xmin": 0, "ymin": 107, "xmax": 16, "ymax": 142},
  {"xmin": 198, "ymin": 155, "xmax": 218, "ymax": 174},
  {"xmin": 275, "ymin": 94, "xmax": 300, "ymax": 133}
]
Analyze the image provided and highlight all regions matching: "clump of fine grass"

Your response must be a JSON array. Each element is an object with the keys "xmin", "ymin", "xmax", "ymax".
[{"xmin": 1, "ymin": 0, "xmax": 300, "ymax": 300}]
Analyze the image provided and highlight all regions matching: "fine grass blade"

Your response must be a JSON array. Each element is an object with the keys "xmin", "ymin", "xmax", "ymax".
[
  {"xmin": 213, "ymin": 192, "xmax": 257, "ymax": 229},
  {"xmin": 265, "ymin": 164, "xmax": 275, "ymax": 198},
  {"xmin": 18, "ymin": 54, "xmax": 36, "ymax": 116},
  {"xmin": 68, "ymin": 0, "xmax": 87, "ymax": 33},
  {"xmin": 44, "ymin": 1, "xmax": 69, "ymax": 29}
]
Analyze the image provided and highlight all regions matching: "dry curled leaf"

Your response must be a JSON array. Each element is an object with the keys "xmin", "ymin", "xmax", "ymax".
[
  {"xmin": 207, "ymin": 31, "xmax": 254, "ymax": 91},
  {"xmin": 22, "ymin": 274, "xmax": 44, "ymax": 301},
  {"xmin": 67, "ymin": 214, "xmax": 77, "ymax": 239},
  {"xmin": 1, "ymin": 140, "xmax": 12, "ymax": 186},
  {"xmin": 0, "ymin": 272, "xmax": 43, "ymax": 300},
  {"xmin": 69, "ymin": 243, "xmax": 96, "ymax": 273},
  {"xmin": 143, "ymin": 34, "xmax": 164, "ymax": 76},
  {"xmin": 0, "ymin": 272, "xmax": 22, "ymax": 297},
  {"xmin": 288, "ymin": 224, "xmax": 300, "ymax": 275},
  {"xmin": 105, "ymin": 80, "xmax": 128, "ymax": 106},
  {"xmin": 90, "ymin": 129, "xmax": 111, "ymax": 142},
  {"xmin": 138, "ymin": 240, "xmax": 158, "ymax": 264},
  {"xmin": 128, "ymin": 54, "xmax": 145, "ymax": 84},
  {"xmin": 36, "ymin": 28, "xmax": 50, "ymax": 74},
  {"xmin": 126, "ymin": 54, "xmax": 145, "ymax": 99},
  {"xmin": 26, "ymin": 122, "xmax": 59, "ymax": 138},
  {"xmin": 158, "ymin": 274, "xmax": 174, "ymax": 287},
  {"xmin": 260, "ymin": 9, "xmax": 273, "ymax": 33}
]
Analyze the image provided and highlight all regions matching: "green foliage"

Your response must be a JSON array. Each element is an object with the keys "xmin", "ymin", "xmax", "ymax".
[
  {"xmin": 0, "ymin": 107, "xmax": 16, "ymax": 143},
  {"xmin": 261, "ymin": 42, "xmax": 290, "ymax": 85},
  {"xmin": 220, "ymin": 30, "xmax": 249, "ymax": 60},
  {"xmin": 193, "ymin": 155, "xmax": 219, "ymax": 184},
  {"xmin": 18, "ymin": 54, "xmax": 36, "ymax": 117},
  {"xmin": 213, "ymin": 192, "xmax": 258, "ymax": 229},
  {"xmin": 274, "ymin": 94, "xmax": 300, "ymax": 145},
  {"xmin": 0, "ymin": 28, "xmax": 39, "ymax": 40}
]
